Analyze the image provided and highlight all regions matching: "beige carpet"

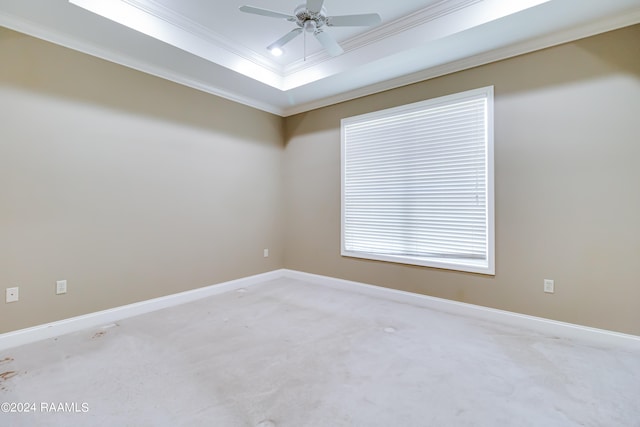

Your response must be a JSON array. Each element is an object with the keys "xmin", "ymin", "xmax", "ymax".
[{"xmin": 1, "ymin": 277, "xmax": 639, "ymax": 426}]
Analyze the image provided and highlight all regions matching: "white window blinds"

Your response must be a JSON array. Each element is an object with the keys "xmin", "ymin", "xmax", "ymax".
[{"xmin": 341, "ymin": 86, "xmax": 494, "ymax": 275}]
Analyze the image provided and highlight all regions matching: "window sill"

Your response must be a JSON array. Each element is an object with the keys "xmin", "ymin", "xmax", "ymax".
[{"xmin": 342, "ymin": 250, "xmax": 495, "ymax": 276}]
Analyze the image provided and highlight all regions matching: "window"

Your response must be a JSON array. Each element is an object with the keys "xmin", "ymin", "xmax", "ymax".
[{"xmin": 341, "ymin": 86, "xmax": 494, "ymax": 275}]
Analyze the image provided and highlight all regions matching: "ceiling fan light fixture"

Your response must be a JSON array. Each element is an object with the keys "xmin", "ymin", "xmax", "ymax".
[
  {"xmin": 240, "ymin": 1, "xmax": 382, "ymax": 58},
  {"xmin": 303, "ymin": 20, "xmax": 317, "ymax": 33}
]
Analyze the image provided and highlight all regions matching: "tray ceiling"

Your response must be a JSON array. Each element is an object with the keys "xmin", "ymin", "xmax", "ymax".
[{"xmin": 1, "ymin": 0, "xmax": 639, "ymax": 116}]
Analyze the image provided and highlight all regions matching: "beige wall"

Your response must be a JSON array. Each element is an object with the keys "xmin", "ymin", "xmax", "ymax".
[
  {"xmin": 283, "ymin": 25, "xmax": 640, "ymax": 335},
  {"xmin": 0, "ymin": 28, "xmax": 285, "ymax": 333},
  {"xmin": 2, "ymin": 24, "xmax": 639, "ymax": 336}
]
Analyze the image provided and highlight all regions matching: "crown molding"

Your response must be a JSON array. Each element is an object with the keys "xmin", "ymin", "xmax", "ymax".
[
  {"xmin": 68, "ymin": 0, "xmax": 287, "ymax": 88},
  {"xmin": 87, "ymin": 0, "xmax": 488, "ymax": 83},
  {"xmin": 283, "ymin": 0, "xmax": 481, "ymax": 75},
  {"xmin": 0, "ymin": 9, "xmax": 283, "ymax": 115},
  {"xmin": 3, "ymin": 1, "xmax": 639, "ymax": 117},
  {"xmin": 281, "ymin": 8, "xmax": 640, "ymax": 116},
  {"xmin": 123, "ymin": 0, "xmax": 283, "ymax": 75},
  {"xmin": 119, "ymin": 0, "xmax": 486, "ymax": 82},
  {"xmin": 343, "ymin": 0, "xmax": 481, "ymax": 49}
]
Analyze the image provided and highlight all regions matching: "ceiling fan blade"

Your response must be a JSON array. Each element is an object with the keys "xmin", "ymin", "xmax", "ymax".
[
  {"xmin": 267, "ymin": 28, "xmax": 303, "ymax": 50},
  {"xmin": 239, "ymin": 5, "xmax": 293, "ymax": 20},
  {"xmin": 306, "ymin": 0, "xmax": 325, "ymax": 14},
  {"xmin": 314, "ymin": 30, "xmax": 344, "ymax": 56},
  {"xmin": 327, "ymin": 13, "xmax": 382, "ymax": 27}
]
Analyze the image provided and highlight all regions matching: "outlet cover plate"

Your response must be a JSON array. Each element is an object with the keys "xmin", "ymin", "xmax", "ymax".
[
  {"xmin": 544, "ymin": 279, "xmax": 555, "ymax": 293},
  {"xmin": 6, "ymin": 287, "xmax": 19, "ymax": 303},
  {"xmin": 56, "ymin": 280, "xmax": 67, "ymax": 295}
]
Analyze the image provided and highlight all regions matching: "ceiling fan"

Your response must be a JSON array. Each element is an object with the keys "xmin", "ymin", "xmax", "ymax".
[{"xmin": 239, "ymin": 0, "xmax": 382, "ymax": 57}]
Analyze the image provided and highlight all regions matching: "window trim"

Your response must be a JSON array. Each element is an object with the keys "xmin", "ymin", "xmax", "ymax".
[{"xmin": 340, "ymin": 86, "xmax": 495, "ymax": 275}]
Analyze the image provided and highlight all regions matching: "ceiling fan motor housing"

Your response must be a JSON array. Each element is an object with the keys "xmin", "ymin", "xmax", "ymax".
[{"xmin": 294, "ymin": 4, "xmax": 327, "ymax": 32}]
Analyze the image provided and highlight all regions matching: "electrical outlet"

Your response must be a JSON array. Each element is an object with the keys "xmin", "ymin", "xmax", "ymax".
[
  {"xmin": 56, "ymin": 280, "xmax": 67, "ymax": 295},
  {"xmin": 544, "ymin": 279, "xmax": 555, "ymax": 294},
  {"xmin": 263, "ymin": 248, "xmax": 269, "ymax": 258},
  {"xmin": 6, "ymin": 287, "xmax": 19, "ymax": 303}
]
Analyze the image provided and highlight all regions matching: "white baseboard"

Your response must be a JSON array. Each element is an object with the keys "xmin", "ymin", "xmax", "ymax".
[
  {"xmin": 0, "ymin": 269, "xmax": 286, "ymax": 352},
  {"xmin": 281, "ymin": 269, "xmax": 640, "ymax": 352},
  {"xmin": 2, "ymin": 268, "xmax": 638, "ymax": 352}
]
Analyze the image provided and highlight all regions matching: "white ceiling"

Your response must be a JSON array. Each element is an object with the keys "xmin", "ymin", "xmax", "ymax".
[{"xmin": 1, "ymin": 0, "xmax": 639, "ymax": 116}]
